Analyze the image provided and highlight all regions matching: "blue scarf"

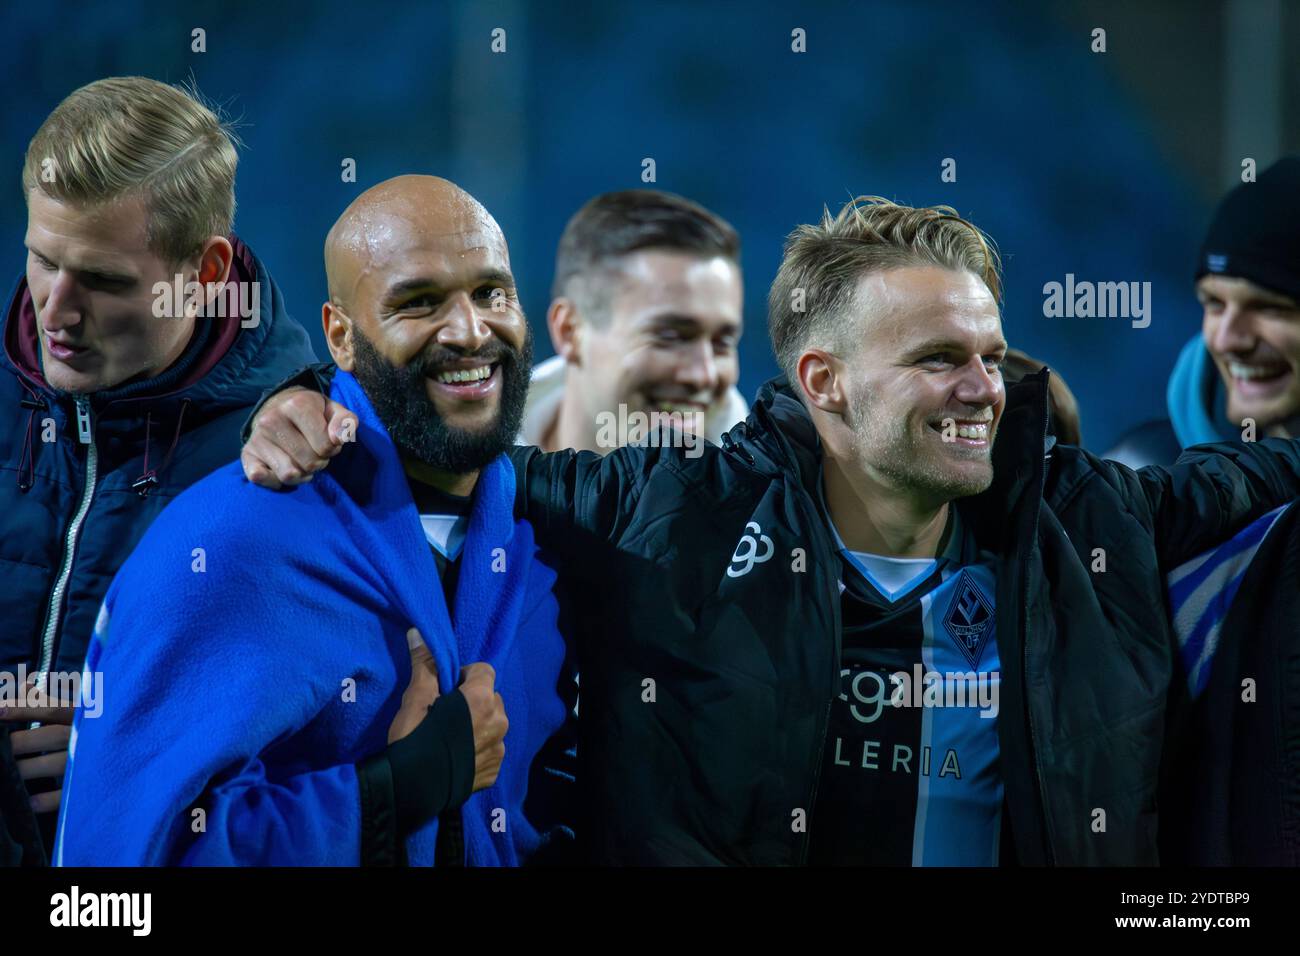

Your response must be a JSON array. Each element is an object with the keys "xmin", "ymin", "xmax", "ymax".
[
  {"xmin": 56, "ymin": 370, "xmax": 569, "ymax": 866},
  {"xmin": 1167, "ymin": 335, "xmax": 1237, "ymax": 447}
]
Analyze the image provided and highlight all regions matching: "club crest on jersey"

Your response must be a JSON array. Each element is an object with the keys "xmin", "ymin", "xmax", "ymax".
[
  {"xmin": 727, "ymin": 521, "xmax": 774, "ymax": 578},
  {"xmin": 943, "ymin": 570, "xmax": 994, "ymax": 667}
]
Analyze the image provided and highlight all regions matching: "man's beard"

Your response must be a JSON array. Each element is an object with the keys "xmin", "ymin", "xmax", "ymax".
[
  {"xmin": 350, "ymin": 325, "xmax": 533, "ymax": 475},
  {"xmin": 846, "ymin": 387, "xmax": 994, "ymax": 502}
]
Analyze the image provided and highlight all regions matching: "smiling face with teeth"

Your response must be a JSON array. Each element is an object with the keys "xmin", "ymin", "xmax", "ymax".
[
  {"xmin": 554, "ymin": 249, "xmax": 743, "ymax": 451},
  {"xmin": 803, "ymin": 266, "xmax": 1007, "ymax": 507},
  {"xmin": 322, "ymin": 175, "xmax": 532, "ymax": 477},
  {"xmin": 1199, "ymin": 274, "xmax": 1300, "ymax": 435}
]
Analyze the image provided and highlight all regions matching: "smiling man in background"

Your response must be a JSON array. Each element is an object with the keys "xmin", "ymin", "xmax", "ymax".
[
  {"xmin": 524, "ymin": 190, "xmax": 747, "ymax": 451},
  {"xmin": 1107, "ymin": 157, "xmax": 1300, "ymax": 468}
]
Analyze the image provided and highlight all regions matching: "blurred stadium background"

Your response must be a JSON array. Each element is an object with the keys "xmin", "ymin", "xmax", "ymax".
[{"xmin": 4, "ymin": 0, "xmax": 1298, "ymax": 451}]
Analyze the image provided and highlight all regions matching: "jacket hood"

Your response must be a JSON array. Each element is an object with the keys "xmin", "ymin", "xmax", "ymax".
[
  {"xmin": 2, "ymin": 236, "xmax": 312, "ymax": 415},
  {"xmin": 1167, "ymin": 334, "xmax": 1235, "ymax": 447},
  {"xmin": 518, "ymin": 353, "xmax": 750, "ymax": 446}
]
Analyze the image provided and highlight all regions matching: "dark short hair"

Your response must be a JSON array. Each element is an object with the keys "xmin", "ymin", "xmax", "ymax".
[{"xmin": 551, "ymin": 190, "xmax": 740, "ymax": 319}]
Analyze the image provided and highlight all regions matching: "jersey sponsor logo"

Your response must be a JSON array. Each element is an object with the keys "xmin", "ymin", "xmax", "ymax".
[
  {"xmin": 727, "ymin": 521, "xmax": 774, "ymax": 578},
  {"xmin": 837, "ymin": 665, "xmax": 999, "ymax": 721},
  {"xmin": 830, "ymin": 737, "xmax": 962, "ymax": 777},
  {"xmin": 943, "ymin": 570, "xmax": 994, "ymax": 668}
]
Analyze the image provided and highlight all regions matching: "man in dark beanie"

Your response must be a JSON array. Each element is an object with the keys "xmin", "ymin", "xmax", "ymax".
[
  {"xmin": 1107, "ymin": 157, "xmax": 1300, "ymax": 467},
  {"xmin": 1104, "ymin": 158, "xmax": 1300, "ymax": 864}
]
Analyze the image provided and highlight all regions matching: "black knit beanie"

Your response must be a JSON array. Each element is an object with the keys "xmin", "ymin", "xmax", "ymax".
[{"xmin": 1195, "ymin": 157, "xmax": 1300, "ymax": 303}]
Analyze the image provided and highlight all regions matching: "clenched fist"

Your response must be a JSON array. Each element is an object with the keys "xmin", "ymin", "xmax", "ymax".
[
  {"xmin": 389, "ymin": 629, "xmax": 508, "ymax": 793},
  {"xmin": 241, "ymin": 386, "xmax": 356, "ymax": 489}
]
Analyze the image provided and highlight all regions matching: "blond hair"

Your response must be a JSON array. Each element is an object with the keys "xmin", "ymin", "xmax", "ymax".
[
  {"xmin": 767, "ymin": 196, "xmax": 1002, "ymax": 381},
  {"xmin": 22, "ymin": 76, "xmax": 239, "ymax": 264}
]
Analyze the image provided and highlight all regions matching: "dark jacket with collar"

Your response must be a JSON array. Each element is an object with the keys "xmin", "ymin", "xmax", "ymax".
[
  {"xmin": 0, "ymin": 238, "xmax": 316, "ymax": 863},
  {"xmin": 508, "ymin": 371, "xmax": 1300, "ymax": 864}
]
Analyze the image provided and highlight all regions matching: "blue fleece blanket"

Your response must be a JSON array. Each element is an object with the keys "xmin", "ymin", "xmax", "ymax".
[{"xmin": 54, "ymin": 370, "xmax": 569, "ymax": 865}]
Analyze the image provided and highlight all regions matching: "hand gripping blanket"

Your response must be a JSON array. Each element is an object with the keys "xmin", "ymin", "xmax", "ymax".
[{"xmin": 55, "ymin": 370, "xmax": 568, "ymax": 865}]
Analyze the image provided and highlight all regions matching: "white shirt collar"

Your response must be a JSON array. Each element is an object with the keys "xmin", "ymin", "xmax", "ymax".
[{"xmin": 419, "ymin": 513, "xmax": 468, "ymax": 561}]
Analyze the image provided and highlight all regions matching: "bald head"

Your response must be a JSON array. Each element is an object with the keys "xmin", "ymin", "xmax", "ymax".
[
  {"xmin": 324, "ymin": 175, "xmax": 506, "ymax": 315},
  {"xmin": 317, "ymin": 175, "xmax": 532, "ymax": 482}
]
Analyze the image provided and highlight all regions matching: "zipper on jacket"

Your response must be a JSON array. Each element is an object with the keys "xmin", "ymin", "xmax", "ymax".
[
  {"xmin": 802, "ymin": 616, "xmax": 839, "ymax": 865},
  {"xmin": 1019, "ymin": 548, "xmax": 1055, "ymax": 865},
  {"xmin": 75, "ymin": 400, "xmax": 91, "ymax": 443},
  {"xmin": 796, "ymin": 492, "xmax": 844, "ymax": 865},
  {"xmin": 1019, "ymin": 438, "xmax": 1056, "ymax": 865},
  {"xmin": 36, "ymin": 397, "xmax": 98, "ymax": 681}
]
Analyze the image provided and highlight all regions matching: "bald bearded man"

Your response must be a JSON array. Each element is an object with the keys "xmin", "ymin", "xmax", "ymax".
[{"xmin": 54, "ymin": 176, "xmax": 576, "ymax": 866}]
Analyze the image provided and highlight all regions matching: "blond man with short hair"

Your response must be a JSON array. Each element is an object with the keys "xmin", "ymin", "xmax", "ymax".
[{"xmin": 0, "ymin": 76, "xmax": 316, "ymax": 865}]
